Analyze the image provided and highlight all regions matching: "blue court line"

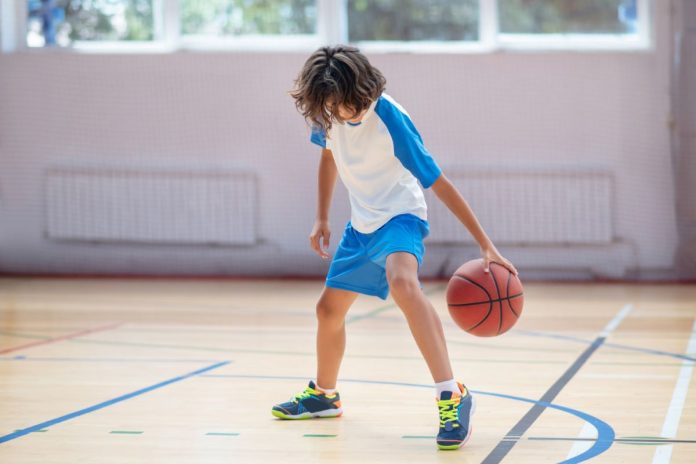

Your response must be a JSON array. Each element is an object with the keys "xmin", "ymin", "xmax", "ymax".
[
  {"xmin": 199, "ymin": 373, "xmax": 614, "ymax": 462},
  {"xmin": 517, "ymin": 330, "xmax": 696, "ymax": 362},
  {"xmin": 482, "ymin": 329, "xmax": 613, "ymax": 464},
  {"xmin": 0, "ymin": 360, "xmax": 231, "ymax": 445},
  {"xmin": 0, "ymin": 355, "xmax": 222, "ymax": 363}
]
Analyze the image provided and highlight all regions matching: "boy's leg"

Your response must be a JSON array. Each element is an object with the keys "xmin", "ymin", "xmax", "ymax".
[
  {"xmin": 316, "ymin": 286, "xmax": 358, "ymax": 389},
  {"xmin": 386, "ymin": 252, "xmax": 474, "ymax": 450},
  {"xmin": 385, "ymin": 252, "xmax": 453, "ymax": 382},
  {"xmin": 271, "ymin": 286, "xmax": 357, "ymax": 420}
]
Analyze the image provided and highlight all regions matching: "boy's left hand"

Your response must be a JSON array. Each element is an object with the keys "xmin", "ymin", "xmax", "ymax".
[{"xmin": 480, "ymin": 245, "xmax": 518, "ymax": 276}]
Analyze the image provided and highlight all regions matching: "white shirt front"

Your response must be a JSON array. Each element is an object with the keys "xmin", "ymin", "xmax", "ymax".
[{"xmin": 311, "ymin": 93, "xmax": 441, "ymax": 234}]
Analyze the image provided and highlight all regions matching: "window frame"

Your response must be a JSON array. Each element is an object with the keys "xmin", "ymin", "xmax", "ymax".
[{"xmin": 1, "ymin": 0, "xmax": 653, "ymax": 54}]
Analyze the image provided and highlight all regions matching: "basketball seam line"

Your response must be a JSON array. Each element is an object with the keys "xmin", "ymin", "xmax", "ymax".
[
  {"xmin": 488, "ymin": 264, "xmax": 504, "ymax": 335},
  {"xmin": 448, "ymin": 292, "xmax": 524, "ymax": 307},
  {"xmin": 450, "ymin": 273, "xmax": 494, "ymax": 332},
  {"xmin": 506, "ymin": 272, "xmax": 521, "ymax": 318}
]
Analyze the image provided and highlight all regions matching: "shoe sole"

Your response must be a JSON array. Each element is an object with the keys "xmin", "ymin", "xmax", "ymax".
[
  {"xmin": 271, "ymin": 408, "xmax": 343, "ymax": 420},
  {"xmin": 437, "ymin": 395, "xmax": 476, "ymax": 450}
]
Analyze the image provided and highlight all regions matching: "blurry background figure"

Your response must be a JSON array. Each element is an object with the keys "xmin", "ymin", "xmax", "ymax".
[
  {"xmin": 618, "ymin": 0, "xmax": 637, "ymax": 33},
  {"xmin": 28, "ymin": 0, "xmax": 62, "ymax": 46}
]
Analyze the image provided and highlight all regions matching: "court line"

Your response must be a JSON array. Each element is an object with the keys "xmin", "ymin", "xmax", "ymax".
[
  {"xmin": 5, "ymin": 325, "xmax": 691, "ymax": 362},
  {"xmin": 447, "ymin": 338, "xmax": 579, "ymax": 353},
  {"xmin": 3, "ymin": 353, "xmax": 677, "ymax": 367},
  {"xmin": 404, "ymin": 435, "xmax": 696, "ymax": 445},
  {"xmin": 517, "ymin": 329, "xmax": 696, "ymax": 362},
  {"xmin": 481, "ymin": 303, "xmax": 632, "ymax": 464},
  {"xmin": 0, "ymin": 330, "xmax": 680, "ymax": 367},
  {"xmin": 0, "ymin": 330, "xmax": 685, "ymax": 367},
  {"xmin": 199, "ymin": 373, "xmax": 615, "ymax": 462},
  {"xmin": 0, "ymin": 356, "xmax": 222, "ymax": 363},
  {"xmin": 0, "ymin": 352, "xmax": 568, "ymax": 365},
  {"xmin": 0, "ymin": 322, "xmax": 122, "ymax": 355},
  {"xmin": 652, "ymin": 319, "xmax": 696, "ymax": 464},
  {"xmin": 345, "ymin": 284, "xmax": 445, "ymax": 324},
  {"xmin": 534, "ymin": 436, "xmax": 696, "ymax": 445},
  {"xmin": 0, "ymin": 360, "xmax": 231, "ymax": 445},
  {"xmin": 566, "ymin": 422, "xmax": 596, "ymax": 460}
]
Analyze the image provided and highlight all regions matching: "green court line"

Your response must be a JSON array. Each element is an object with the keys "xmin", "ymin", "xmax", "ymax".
[
  {"xmin": 0, "ymin": 330, "xmax": 683, "ymax": 367},
  {"xmin": 345, "ymin": 284, "xmax": 445, "ymax": 324},
  {"xmin": 109, "ymin": 431, "xmax": 143, "ymax": 434},
  {"xmin": 14, "ymin": 429, "xmax": 47, "ymax": 433},
  {"xmin": 592, "ymin": 361, "xmax": 684, "ymax": 367},
  {"xmin": 205, "ymin": 432, "xmax": 239, "ymax": 436},
  {"xmin": 528, "ymin": 436, "xmax": 696, "ymax": 446},
  {"xmin": 402, "ymin": 435, "xmax": 435, "ymax": 439},
  {"xmin": 0, "ymin": 330, "xmax": 52, "ymax": 340},
  {"xmin": 303, "ymin": 434, "xmax": 336, "ymax": 438},
  {"xmin": 447, "ymin": 339, "xmax": 579, "ymax": 354},
  {"xmin": 69, "ymin": 338, "xmax": 314, "ymax": 356}
]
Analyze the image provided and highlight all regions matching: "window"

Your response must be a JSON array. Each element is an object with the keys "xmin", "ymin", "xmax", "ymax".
[
  {"xmin": 7, "ymin": 0, "xmax": 650, "ymax": 52},
  {"xmin": 27, "ymin": 0, "xmax": 154, "ymax": 47},
  {"xmin": 499, "ymin": 0, "xmax": 637, "ymax": 35},
  {"xmin": 180, "ymin": 0, "xmax": 316, "ymax": 37},
  {"xmin": 347, "ymin": 0, "xmax": 479, "ymax": 42}
]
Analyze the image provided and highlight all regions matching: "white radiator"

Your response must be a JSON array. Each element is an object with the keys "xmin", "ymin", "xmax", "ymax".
[
  {"xmin": 45, "ymin": 169, "xmax": 257, "ymax": 245},
  {"xmin": 425, "ymin": 169, "xmax": 614, "ymax": 245}
]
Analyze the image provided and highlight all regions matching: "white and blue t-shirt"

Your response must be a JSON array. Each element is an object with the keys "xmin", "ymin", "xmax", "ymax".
[{"xmin": 311, "ymin": 93, "xmax": 442, "ymax": 234}]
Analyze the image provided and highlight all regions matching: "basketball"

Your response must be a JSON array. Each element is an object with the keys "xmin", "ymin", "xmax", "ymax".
[{"xmin": 446, "ymin": 258, "xmax": 524, "ymax": 337}]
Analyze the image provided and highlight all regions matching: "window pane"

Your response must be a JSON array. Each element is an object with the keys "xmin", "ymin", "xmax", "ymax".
[
  {"xmin": 181, "ymin": 0, "xmax": 316, "ymax": 36},
  {"xmin": 348, "ymin": 0, "xmax": 479, "ymax": 42},
  {"xmin": 27, "ymin": 0, "xmax": 154, "ymax": 47},
  {"xmin": 499, "ymin": 0, "xmax": 638, "ymax": 34}
]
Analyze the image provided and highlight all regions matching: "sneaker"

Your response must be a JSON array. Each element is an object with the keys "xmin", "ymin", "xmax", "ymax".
[
  {"xmin": 436, "ymin": 382, "xmax": 475, "ymax": 450},
  {"xmin": 271, "ymin": 380, "xmax": 343, "ymax": 420}
]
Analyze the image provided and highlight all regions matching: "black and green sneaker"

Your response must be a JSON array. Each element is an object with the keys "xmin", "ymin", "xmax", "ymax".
[
  {"xmin": 271, "ymin": 381, "xmax": 343, "ymax": 420},
  {"xmin": 436, "ymin": 382, "xmax": 475, "ymax": 450}
]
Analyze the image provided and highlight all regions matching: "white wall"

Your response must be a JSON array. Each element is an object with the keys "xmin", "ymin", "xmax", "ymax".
[{"xmin": 0, "ymin": 1, "xmax": 678, "ymax": 279}]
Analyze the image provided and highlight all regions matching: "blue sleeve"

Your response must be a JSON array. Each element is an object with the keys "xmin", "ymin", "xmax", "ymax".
[
  {"xmin": 374, "ymin": 97, "xmax": 442, "ymax": 188},
  {"xmin": 310, "ymin": 125, "xmax": 326, "ymax": 148}
]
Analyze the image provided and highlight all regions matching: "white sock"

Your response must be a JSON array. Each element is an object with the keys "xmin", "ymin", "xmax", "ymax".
[
  {"xmin": 435, "ymin": 379, "xmax": 460, "ymax": 397},
  {"xmin": 315, "ymin": 382, "xmax": 336, "ymax": 396}
]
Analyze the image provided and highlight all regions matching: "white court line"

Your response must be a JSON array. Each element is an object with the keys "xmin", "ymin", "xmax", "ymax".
[
  {"xmin": 652, "ymin": 319, "xmax": 696, "ymax": 464},
  {"xmin": 582, "ymin": 373, "xmax": 673, "ymax": 380},
  {"xmin": 566, "ymin": 422, "xmax": 597, "ymax": 459},
  {"xmin": 565, "ymin": 303, "xmax": 633, "ymax": 461},
  {"xmin": 599, "ymin": 303, "xmax": 634, "ymax": 338}
]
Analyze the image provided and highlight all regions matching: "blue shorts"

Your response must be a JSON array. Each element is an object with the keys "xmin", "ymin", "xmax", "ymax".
[{"xmin": 326, "ymin": 214, "xmax": 430, "ymax": 300}]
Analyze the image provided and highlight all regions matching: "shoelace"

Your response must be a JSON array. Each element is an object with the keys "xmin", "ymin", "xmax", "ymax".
[
  {"xmin": 293, "ymin": 386, "xmax": 320, "ymax": 402},
  {"xmin": 438, "ymin": 398, "xmax": 461, "ymax": 428}
]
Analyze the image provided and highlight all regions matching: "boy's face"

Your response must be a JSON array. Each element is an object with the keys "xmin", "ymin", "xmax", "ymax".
[
  {"xmin": 326, "ymin": 98, "xmax": 368, "ymax": 124},
  {"xmin": 336, "ymin": 105, "xmax": 368, "ymax": 123}
]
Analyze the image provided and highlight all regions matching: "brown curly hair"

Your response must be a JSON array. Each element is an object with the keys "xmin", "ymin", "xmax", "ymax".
[{"xmin": 290, "ymin": 45, "xmax": 386, "ymax": 134}]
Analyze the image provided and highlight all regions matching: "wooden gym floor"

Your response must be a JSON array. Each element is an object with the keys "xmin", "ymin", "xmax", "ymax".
[{"xmin": 0, "ymin": 277, "xmax": 694, "ymax": 463}]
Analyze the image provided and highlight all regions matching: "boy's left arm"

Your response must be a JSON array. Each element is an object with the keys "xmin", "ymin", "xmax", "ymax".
[{"xmin": 431, "ymin": 174, "xmax": 518, "ymax": 276}]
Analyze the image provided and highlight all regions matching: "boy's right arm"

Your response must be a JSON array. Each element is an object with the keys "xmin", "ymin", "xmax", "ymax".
[{"xmin": 309, "ymin": 148, "xmax": 338, "ymax": 259}]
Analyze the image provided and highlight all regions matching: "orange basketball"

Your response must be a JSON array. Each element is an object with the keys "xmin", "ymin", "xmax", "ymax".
[{"xmin": 446, "ymin": 258, "xmax": 524, "ymax": 337}]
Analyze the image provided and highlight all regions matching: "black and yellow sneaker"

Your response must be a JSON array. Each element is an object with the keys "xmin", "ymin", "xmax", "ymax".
[
  {"xmin": 436, "ymin": 382, "xmax": 475, "ymax": 450},
  {"xmin": 271, "ymin": 381, "xmax": 343, "ymax": 420}
]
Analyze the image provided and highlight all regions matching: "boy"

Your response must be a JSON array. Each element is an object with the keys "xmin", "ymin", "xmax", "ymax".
[{"xmin": 272, "ymin": 45, "xmax": 517, "ymax": 451}]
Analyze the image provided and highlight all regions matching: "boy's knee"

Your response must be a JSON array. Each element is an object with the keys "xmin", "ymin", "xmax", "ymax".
[
  {"xmin": 316, "ymin": 301, "xmax": 343, "ymax": 324},
  {"xmin": 388, "ymin": 274, "xmax": 419, "ymax": 300}
]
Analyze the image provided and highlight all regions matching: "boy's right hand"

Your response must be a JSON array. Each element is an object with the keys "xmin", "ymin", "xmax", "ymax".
[{"xmin": 309, "ymin": 220, "xmax": 331, "ymax": 260}]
